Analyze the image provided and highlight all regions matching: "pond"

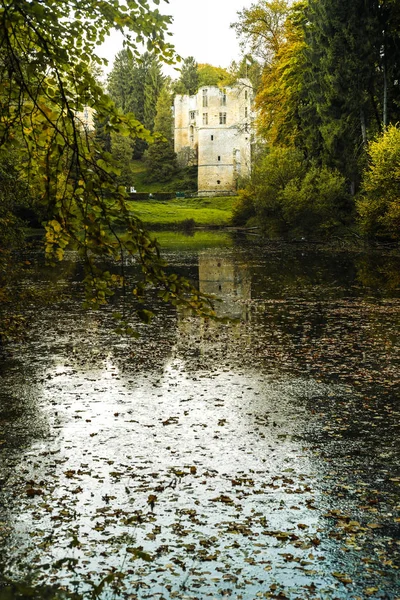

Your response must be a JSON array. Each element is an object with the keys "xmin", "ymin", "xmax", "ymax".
[{"xmin": 0, "ymin": 232, "xmax": 400, "ymax": 599}]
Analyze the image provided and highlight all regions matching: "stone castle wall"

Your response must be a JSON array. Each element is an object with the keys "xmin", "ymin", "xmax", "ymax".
[{"xmin": 174, "ymin": 79, "xmax": 253, "ymax": 195}]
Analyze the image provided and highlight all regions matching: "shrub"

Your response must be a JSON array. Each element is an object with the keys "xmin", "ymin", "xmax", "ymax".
[
  {"xmin": 231, "ymin": 189, "xmax": 256, "ymax": 226},
  {"xmin": 281, "ymin": 165, "xmax": 352, "ymax": 238},
  {"xmin": 253, "ymin": 146, "xmax": 306, "ymax": 237},
  {"xmin": 244, "ymin": 146, "xmax": 352, "ymax": 238},
  {"xmin": 357, "ymin": 124, "xmax": 400, "ymax": 240}
]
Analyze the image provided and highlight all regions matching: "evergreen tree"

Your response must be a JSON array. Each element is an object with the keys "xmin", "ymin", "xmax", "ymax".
[
  {"xmin": 107, "ymin": 50, "xmax": 138, "ymax": 115},
  {"xmin": 110, "ymin": 133, "xmax": 136, "ymax": 188},
  {"xmin": 108, "ymin": 50, "xmax": 165, "ymax": 132},
  {"xmin": 178, "ymin": 56, "xmax": 200, "ymax": 95},
  {"xmin": 143, "ymin": 56, "xmax": 165, "ymax": 131},
  {"xmin": 153, "ymin": 86, "xmax": 174, "ymax": 144},
  {"xmin": 144, "ymin": 141, "xmax": 178, "ymax": 183},
  {"xmin": 303, "ymin": 0, "xmax": 384, "ymax": 188}
]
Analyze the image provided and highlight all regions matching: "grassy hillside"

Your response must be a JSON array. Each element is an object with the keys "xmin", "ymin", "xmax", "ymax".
[
  {"xmin": 131, "ymin": 159, "xmax": 196, "ymax": 194},
  {"xmin": 129, "ymin": 196, "xmax": 237, "ymax": 228}
]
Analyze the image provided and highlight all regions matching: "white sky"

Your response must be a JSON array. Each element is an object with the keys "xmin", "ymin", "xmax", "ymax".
[{"xmin": 99, "ymin": 0, "xmax": 254, "ymax": 78}]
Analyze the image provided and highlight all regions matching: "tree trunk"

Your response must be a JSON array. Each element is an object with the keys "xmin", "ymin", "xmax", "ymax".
[{"xmin": 360, "ymin": 108, "xmax": 367, "ymax": 146}]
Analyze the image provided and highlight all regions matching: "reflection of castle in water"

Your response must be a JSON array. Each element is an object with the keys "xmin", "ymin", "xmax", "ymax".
[{"xmin": 198, "ymin": 251, "xmax": 251, "ymax": 320}]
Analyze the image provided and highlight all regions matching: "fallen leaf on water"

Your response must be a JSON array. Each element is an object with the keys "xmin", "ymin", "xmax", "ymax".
[
  {"xmin": 332, "ymin": 572, "xmax": 352, "ymax": 584},
  {"xmin": 364, "ymin": 587, "xmax": 379, "ymax": 596},
  {"xmin": 210, "ymin": 495, "xmax": 234, "ymax": 504},
  {"xmin": 126, "ymin": 547, "xmax": 153, "ymax": 562}
]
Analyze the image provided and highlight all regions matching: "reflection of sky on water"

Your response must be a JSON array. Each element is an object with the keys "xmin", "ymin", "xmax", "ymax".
[{"xmin": 1, "ymin": 236, "xmax": 400, "ymax": 598}]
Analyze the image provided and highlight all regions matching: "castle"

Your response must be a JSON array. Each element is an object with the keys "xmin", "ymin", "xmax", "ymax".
[{"xmin": 174, "ymin": 79, "xmax": 254, "ymax": 196}]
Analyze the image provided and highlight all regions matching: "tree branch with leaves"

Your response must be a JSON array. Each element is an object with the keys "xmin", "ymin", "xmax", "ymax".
[{"xmin": 0, "ymin": 0, "xmax": 216, "ymax": 335}]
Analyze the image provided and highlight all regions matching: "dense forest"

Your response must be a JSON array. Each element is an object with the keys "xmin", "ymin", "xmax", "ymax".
[{"xmin": 231, "ymin": 0, "xmax": 400, "ymax": 241}]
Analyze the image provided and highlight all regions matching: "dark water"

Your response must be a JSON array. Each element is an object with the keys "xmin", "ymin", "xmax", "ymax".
[{"xmin": 0, "ymin": 233, "xmax": 399, "ymax": 599}]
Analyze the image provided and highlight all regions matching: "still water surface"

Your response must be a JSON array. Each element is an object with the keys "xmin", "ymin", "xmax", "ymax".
[{"xmin": 0, "ymin": 232, "xmax": 399, "ymax": 599}]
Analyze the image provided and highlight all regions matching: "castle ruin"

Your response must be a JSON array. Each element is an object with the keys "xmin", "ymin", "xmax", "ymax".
[{"xmin": 174, "ymin": 79, "xmax": 254, "ymax": 196}]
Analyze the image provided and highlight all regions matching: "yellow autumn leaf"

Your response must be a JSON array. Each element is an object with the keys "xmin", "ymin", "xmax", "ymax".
[{"xmin": 364, "ymin": 588, "xmax": 379, "ymax": 596}]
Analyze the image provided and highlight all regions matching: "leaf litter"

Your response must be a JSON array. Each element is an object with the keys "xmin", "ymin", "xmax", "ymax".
[{"xmin": 0, "ymin": 242, "xmax": 400, "ymax": 599}]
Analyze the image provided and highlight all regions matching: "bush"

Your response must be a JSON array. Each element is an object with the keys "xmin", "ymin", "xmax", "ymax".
[
  {"xmin": 357, "ymin": 124, "xmax": 400, "ymax": 240},
  {"xmin": 253, "ymin": 146, "xmax": 306, "ymax": 237},
  {"xmin": 244, "ymin": 146, "xmax": 352, "ymax": 238},
  {"xmin": 281, "ymin": 165, "xmax": 352, "ymax": 238},
  {"xmin": 231, "ymin": 189, "xmax": 256, "ymax": 226}
]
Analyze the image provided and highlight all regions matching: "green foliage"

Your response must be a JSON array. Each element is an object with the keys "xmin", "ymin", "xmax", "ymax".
[
  {"xmin": 107, "ymin": 50, "xmax": 140, "ymax": 115},
  {"xmin": 110, "ymin": 133, "xmax": 135, "ymax": 187},
  {"xmin": 231, "ymin": 0, "xmax": 290, "ymax": 65},
  {"xmin": 234, "ymin": 0, "xmax": 400, "ymax": 191},
  {"xmin": 174, "ymin": 56, "xmax": 200, "ymax": 96},
  {"xmin": 233, "ymin": 0, "xmax": 400, "ymax": 238},
  {"xmin": 357, "ymin": 124, "xmax": 400, "ymax": 239},
  {"xmin": 107, "ymin": 50, "xmax": 165, "ymax": 130},
  {"xmin": 143, "ymin": 56, "xmax": 165, "ymax": 131},
  {"xmin": 170, "ymin": 166, "xmax": 198, "ymax": 193},
  {"xmin": 253, "ymin": 146, "xmax": 306, "ymax": 237},
  {"xmin": 127, "ymin": 160, "xmax": 197, "ymax": 194},
  {"xmin": 153, "ymin": 86, "xmax": 174, "ymax": 143},
  {"xmin": 144, "ymin": 140, "xmax": 178, "ymax": 183},
  {"xmin": 93, "ymin": 114, "xmax": 111, "ymax": 153},
  {"xmin": 0, "ymin": 0, "xmax": 217, "ymax": 330},
  {"xmin": 231, "ymin": 189, "xmax": 257, "ymax": 226},
  {"xmin": 107, "ymin": 49, "xmax": 165, "ymax": 156},
  {"xmin": 0, "ymin": 149, "xmax": 30, "ymax": 248},
  {"xmin": 197, "ymin": 64, "xmax": 230, "ymax": 88},
  {"xmin": 280, "ymin": 165, "xmax": 352, "ymax": 237},
  {"xmin": 250, "ymin": 147, "xmax": 351, "ymax": 238}
]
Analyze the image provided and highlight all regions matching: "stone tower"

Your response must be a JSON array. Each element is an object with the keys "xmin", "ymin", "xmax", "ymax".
[{"xmin": 174, "ymin": 79, "xmax": 254, "ymax": 196}]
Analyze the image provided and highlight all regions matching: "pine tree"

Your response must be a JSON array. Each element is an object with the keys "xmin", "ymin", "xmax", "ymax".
[
  {"xmin": 303, "ymin": 0, "xmax": 382, "ymax": 188},
  {"xmin": 179, "ymin": 56, "xmax": 200, "ymax": 95},
  {"xmin": 153, "ymin": 86, "xmax": 174, "ymax": 144},
  {"xmin": 143, "ymin": 55, "xmax": 165, "ymax": 131},
  {"xmin": 107, "ymin": 50, "xmax": 138, "ymax": 115}
]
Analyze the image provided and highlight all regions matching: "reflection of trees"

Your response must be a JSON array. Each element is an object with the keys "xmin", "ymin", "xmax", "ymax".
[
  {"xmin": 174, "ymin": 246, "xmax": 400, "ymax": 388},
  {"xmin": 355, "ymin": 254, "xmax": 400, "ymax": 293}
]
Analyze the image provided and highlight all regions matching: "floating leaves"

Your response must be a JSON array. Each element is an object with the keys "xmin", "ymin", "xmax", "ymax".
[{"xmin": 1, "ymin": 244, "xmax": 400, "ymax": 598}]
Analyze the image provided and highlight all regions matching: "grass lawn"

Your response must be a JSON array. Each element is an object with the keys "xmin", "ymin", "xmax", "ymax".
[{"xmin": 128, "ymin": 196, "xmax": 238, "ymax": 227}]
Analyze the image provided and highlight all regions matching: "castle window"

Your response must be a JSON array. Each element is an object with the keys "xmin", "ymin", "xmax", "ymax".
[
  {"xmin": 220, "ymin": 92, "xmax": 227, "ymax": 106},
  {"xmin": 203, "ymin": 113, "xmax": 208, "ymax": 125},
  {"xmin": 245, "ymin": 106, "xmax": 248, "ymax": 118},
  {"xmin": 190, "ymin": 111, "xmax": 196, "ymax": 120},
  {"xmin": 219, "ymin": 112, "xmax": 227, "ymax": 125},
  {"xmin": 218, "ymin": 156, "xmax": 221, "ymax": 161},
  {"xmin": 217, "ymin": 180, "xmax": 221, "ymax": 185},
  {"xmin": 245, "ymin": 90, "xmax": 248, "ymax": 100},
  {"xmin": 211, "ymin": 135, "xmax": 214, "ymax": 141},
  {"xmin": 202, "ymin": 89, "xmax": 208, "ymax": 107}
]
